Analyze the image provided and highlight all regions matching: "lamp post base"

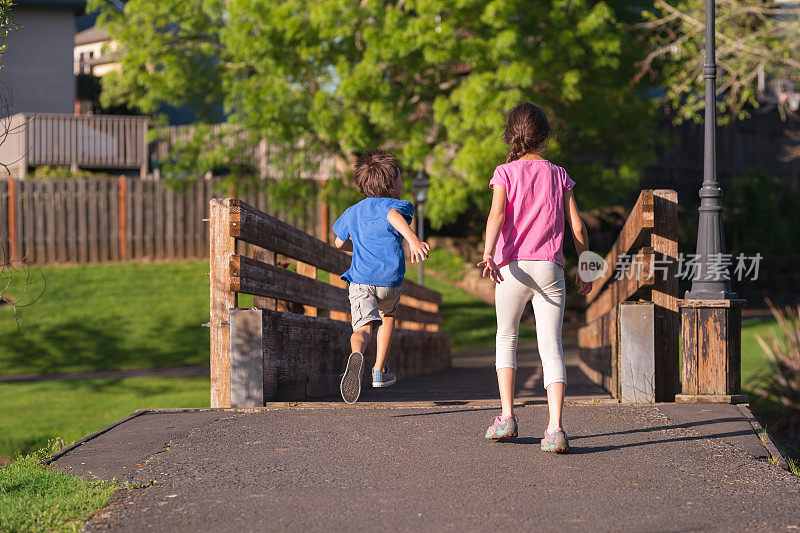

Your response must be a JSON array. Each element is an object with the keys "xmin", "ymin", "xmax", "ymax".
[{"xmin": 675, "ymin": 393, "xmax": 749, "ymax": 404}]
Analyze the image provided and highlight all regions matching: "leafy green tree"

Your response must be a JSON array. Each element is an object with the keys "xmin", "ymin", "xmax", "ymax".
[
  {"xmin": 636, "ymin": 0, "xmax": 800, "ymax": 124},
  {"xmin": 0, "ymin": 0, "xmax": 16, "ymax": 70},
  {"xmin": 91, "ymin": 0, "xmax": 656, "ymax": 227}
]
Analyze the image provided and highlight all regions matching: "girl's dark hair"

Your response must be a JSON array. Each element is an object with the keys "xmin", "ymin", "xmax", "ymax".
[
  {"xmin": 353, "ymin": 149, "xmax": 400, "ymax": 197},
  {"xmin": 502, "ymin": 102, "xmax": 554, "ymax": 163}
]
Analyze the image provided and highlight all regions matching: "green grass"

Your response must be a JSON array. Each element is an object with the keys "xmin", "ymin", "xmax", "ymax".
[
  {"xmin": 0, "ymin": 443, "xmax": 117, "ymax": 533},
  {"xmin": 740, "ymin": 317, "xmax": 781, "ymax": 392},
  {"xmin": 0, "ymin": 377, "xmax": 209, "ymax": 459},
  {"xmin": 0, "ymin": 262, "xmax": 210, "ymax": 375}
]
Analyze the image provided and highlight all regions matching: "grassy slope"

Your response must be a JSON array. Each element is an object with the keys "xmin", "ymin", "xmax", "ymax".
[
  {"xmin": 0, "ymin": 447, "xmax": 116, "ymax": 533},
  {"xmin": 0, "ymin": 377, "xmax": 209, "ymax": 459},
  {"xmin": 0, "ymin": 262, "xmax": 210, "ymax": 375}
]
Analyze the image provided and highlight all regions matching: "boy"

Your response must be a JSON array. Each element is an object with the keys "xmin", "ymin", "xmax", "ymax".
[{"xmin": 334, "ymin": 149, "xmax": 430, "ymax": 404}]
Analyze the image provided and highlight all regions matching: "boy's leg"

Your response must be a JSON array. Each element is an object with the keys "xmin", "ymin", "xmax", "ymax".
[
  {"xmin": 350, "ymin": 323, "xmax": 373, "ymax": 354},
  {"xmin": 374, "ymin": 313, "xmax": 395, "ymax": 372}
]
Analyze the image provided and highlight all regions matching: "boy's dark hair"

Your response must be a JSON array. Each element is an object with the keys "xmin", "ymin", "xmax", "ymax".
[
  {"xmin": 354, "ymin": 149, "xmax": 400, "ymax": 197},
  {"xmin": 502, "ymin": 102, "xmax": 554, "ymax": 163}
]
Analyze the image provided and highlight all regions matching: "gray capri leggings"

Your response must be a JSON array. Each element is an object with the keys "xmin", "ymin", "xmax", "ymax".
[{"xmin": 495, "ymin": 260, "xmax": 567, "ymax": 388}]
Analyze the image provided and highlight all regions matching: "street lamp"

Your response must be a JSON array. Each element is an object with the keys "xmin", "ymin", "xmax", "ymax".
[
  {"xmin": 412, "ymin": 170, "xmax": 430, "ymax": 286},
  {"xmin": 685, "ymin": 0, "xmax": 737, "ymax": 300}
]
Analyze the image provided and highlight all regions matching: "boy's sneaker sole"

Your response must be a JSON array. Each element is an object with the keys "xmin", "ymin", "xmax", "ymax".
[
  {"xmin": 340, "ymin": 352, "xmax": 364, "ymax": 404},
  {"xmin": 372, "ymin": 376, "xmax": 397, "ymax": 387}
]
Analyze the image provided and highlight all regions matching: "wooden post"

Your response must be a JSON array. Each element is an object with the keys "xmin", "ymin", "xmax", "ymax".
[
  {"xmin": 209, "ymin": 198, "xmax": 237, "ymax": 408},
  {"xmin": 652, "ymin": 190, "xmax": 680, "ymax": 401},
  {"xmin": 140, "ymin": 118, "xmax": 149, "ymax": 180},
  {"xmin": 118, "ymin": 176, "xmax": 127, "ymax": 260},
  {"xmin": 230, "ymin": 308, "xmax": 264, "ymax": 407},
  {"xmin": 676, "ymin": 299, "xmax": 747, "ymax": 403},
  {"xmin": 297, "ymin": 261, "xmax": 318, "ymax": 317},
  {"xmin": 19, "ymin": 114, "xmax": 27, "ymax": 180},
  {"xmin": 7, "ymin": 178, "xmax": 16, "ymax": 261},
  {"xmin": 319, "ymin": 179, "xmax": 329, "ymax": 244}
]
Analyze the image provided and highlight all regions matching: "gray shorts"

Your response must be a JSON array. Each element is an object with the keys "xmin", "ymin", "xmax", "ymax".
[{"xmin": 348, "ymin": 283, "xmax": 402, "ymax": 331}]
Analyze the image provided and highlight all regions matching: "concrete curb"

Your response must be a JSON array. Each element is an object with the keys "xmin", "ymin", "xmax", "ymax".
[
  {"xmin": 736, "ymin": 404, "xmax": 789, "ymax": 470},
  {"xmin": 43, "ymin": 410, "xmax": 148, "ymax": 465}
]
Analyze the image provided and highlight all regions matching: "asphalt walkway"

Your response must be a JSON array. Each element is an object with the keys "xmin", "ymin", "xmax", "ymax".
[{"xmin": 52, "ymin": 345, "xmax": 800, "ymax": 532}]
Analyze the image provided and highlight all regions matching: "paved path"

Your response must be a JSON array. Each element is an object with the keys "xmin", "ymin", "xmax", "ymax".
[{"xmin": 53, "ymin": 346, "xmax": 800, "ymax": 532}]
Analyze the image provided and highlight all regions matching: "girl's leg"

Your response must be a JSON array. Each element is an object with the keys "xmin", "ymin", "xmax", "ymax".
[
  {"xmin": 495, "ymin": 263, "xmax": 533, "ymax": 419},
  {"xmin": 546, "ymin": 382, "xmax": 566, "ymax": 433},
  {"xmin": 530, "ymin": 262, "xmax": 567, "ymax": 433}
]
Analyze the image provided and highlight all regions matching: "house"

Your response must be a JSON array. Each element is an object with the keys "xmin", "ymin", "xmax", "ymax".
[
  {"xmin": 0, "ymin": 0, "xmax": 86, "ymax": 114},
  {"xmin": 74, "ymin": 25, "xmax": 117, "ymax": 78}
]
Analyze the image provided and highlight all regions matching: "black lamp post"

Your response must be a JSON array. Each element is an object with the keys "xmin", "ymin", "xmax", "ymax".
[
  {"xmin": 412, "ymin": 170, "xmax": 430, "ymax": 286},
  {"xmin": 685, "ymin": 0, "xmax": 737, "ymax": 300}
]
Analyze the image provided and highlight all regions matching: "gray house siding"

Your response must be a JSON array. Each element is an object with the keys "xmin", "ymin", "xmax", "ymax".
[{"xmin": 0, "ymin": 7, "xmax": 78, "ymax": 114}]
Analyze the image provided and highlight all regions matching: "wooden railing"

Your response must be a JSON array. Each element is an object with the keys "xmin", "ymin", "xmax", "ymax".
[
  {"xmin": 209, "ymin": 198, "xmax": 450, "ymax": 407},
  {"xmin": 1, "ymin": 114, "xmax": 149, "ymax": 179},
  {"xmin": 577, "ymin": 189, "xmax": 679, "ymax": 401}
]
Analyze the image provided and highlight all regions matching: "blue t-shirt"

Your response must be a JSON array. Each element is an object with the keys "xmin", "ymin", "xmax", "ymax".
[{"xmin": 332, "ymin": 197, "xmax": 414, "ymax": 287}]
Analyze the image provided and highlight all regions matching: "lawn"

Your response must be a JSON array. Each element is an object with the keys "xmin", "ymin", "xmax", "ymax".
[
  {"xmin": 0, "ymin": 377, "xmax": 209, "ymax": 459},
  {"xmin": 0, "ymin": 262, "xmax": 210, "ymax": 375},
  {"xmin": 740, "ymin": 316, "xmax": 780, "ymax": 389}
]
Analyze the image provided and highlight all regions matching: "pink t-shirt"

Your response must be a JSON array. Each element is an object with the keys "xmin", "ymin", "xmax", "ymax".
[{"xmin": 489, "ymin": 159, "xmax": 575, "ymax": 268}]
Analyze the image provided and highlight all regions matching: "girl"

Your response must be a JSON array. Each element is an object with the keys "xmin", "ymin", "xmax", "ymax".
[{"xmin": 477, "ymin": 102, "xmax": 592, "ymax": 453}]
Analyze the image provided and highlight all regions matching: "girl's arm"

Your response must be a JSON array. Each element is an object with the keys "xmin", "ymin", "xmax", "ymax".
[
  {"xmin": 334, "ymin": 237, "xmax": 353, "ymax": 252},
  {"xmin": 477, "ymin": 185, "xmax": 506, "ymax": 283},
  {"xmin": 564, "ymin": 190, "xmax": 592, "ymax": 296},
  {"xmin": 387, "ymin": 209, "xmax": 430, "ymax": 263}
]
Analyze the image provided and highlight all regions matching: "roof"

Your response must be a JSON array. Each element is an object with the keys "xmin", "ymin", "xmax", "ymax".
[{"xmin": 75, "ymin": 25, "xmax": 110, "ymax": 45}]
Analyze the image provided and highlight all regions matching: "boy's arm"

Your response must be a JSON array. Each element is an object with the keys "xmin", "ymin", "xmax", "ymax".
[
  {"xmin": 387, "ymin": 209, "xmax": 430, "ymax": 264},
  {"xmin": 334, "ymin": 237, "xmax": 353, "ymax": 252}
]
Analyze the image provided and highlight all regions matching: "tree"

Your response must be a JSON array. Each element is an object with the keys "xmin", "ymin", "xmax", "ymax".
[
  {"xmin": 635, "ymin": 0, "xmax": 800, "ymax": 125},
  {"xmin": 91, "ymin": 0, "xmax": 657, "ymax": 227},
  {"xmin": 0, "ymin": 0, "xmax": 16, "ymax": 70}
]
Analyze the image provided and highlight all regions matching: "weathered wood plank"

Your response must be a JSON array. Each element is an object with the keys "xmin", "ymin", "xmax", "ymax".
[
  {"xmin": 586, "ymin": 190, "xmax": 655, "ymax": 303},
  {"xmin": 257, "ymin": 308, "xmax": 450, "ymax": 401},
  {"xmin": 65, "ymin": 180, "xmax": 77, "ymax": 261},
  {"xmin": 230, "ymin": 200, "xmax": 441, "ymax": 304},
  {"xmin": 34, "ymin": 180, "xmax": 46, "ymax": 263},
  {"xmin": 87, "ymin": 180, "xmax": 99, "ymax": 262},
  {"xmin": 231, "ymin": 255, "xmax": 442, "ymax": 325},
  {"xmin": 651, "ymin": 189, "xmax": 679, "ymax": 401},
  {"xmin": 681, "ymin": 306, "xmax": 699, "ymax": 395},
  {"xmin": 0, "ymin": 180, "xmax": 7, "ymax": 261},
  {"xmin": 210, "ymin": 198, "xmax": 237, "ymax": 408},
  {"xmin": 296, "ymin": 261, "xmax": 319, "ymax": 317},
  {"xmin": 232, "ymin": 254, "xmax": 350, "ymax": 312},
  {"xmin": 44, "ymin": 180, "xmax": 56, "ymax": 263},
  {"xmin": 585, "ymin": 247, "xmax": 654, "ymax": 323},
  {"xmin": 77, "ymin": 179, "xmax": 88, "ymax": 263},
  {"xmin": 229, "ymin": 308, "xmax": 265, "ymax": 408}
]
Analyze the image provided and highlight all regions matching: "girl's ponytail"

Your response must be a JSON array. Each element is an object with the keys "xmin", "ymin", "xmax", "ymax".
[{"xmin": 502, "ymin": 103, "xmax": 554, "ymax": 163}]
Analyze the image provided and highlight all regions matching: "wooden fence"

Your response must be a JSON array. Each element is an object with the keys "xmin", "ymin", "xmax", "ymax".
[
  {"xmin": 577, "ymin": 189, "xmax": 680, "ymax": 401},
  {"xmin": 0, "ymin": 114, "xmax": 150, "ymax": 179},
  {"xmin": 0, "ymin": 178, "xmax": 323, "ymax": 265},
  {"xmin": 209, "ymin": 198, "xmax": 450, "ymax": 407}
]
